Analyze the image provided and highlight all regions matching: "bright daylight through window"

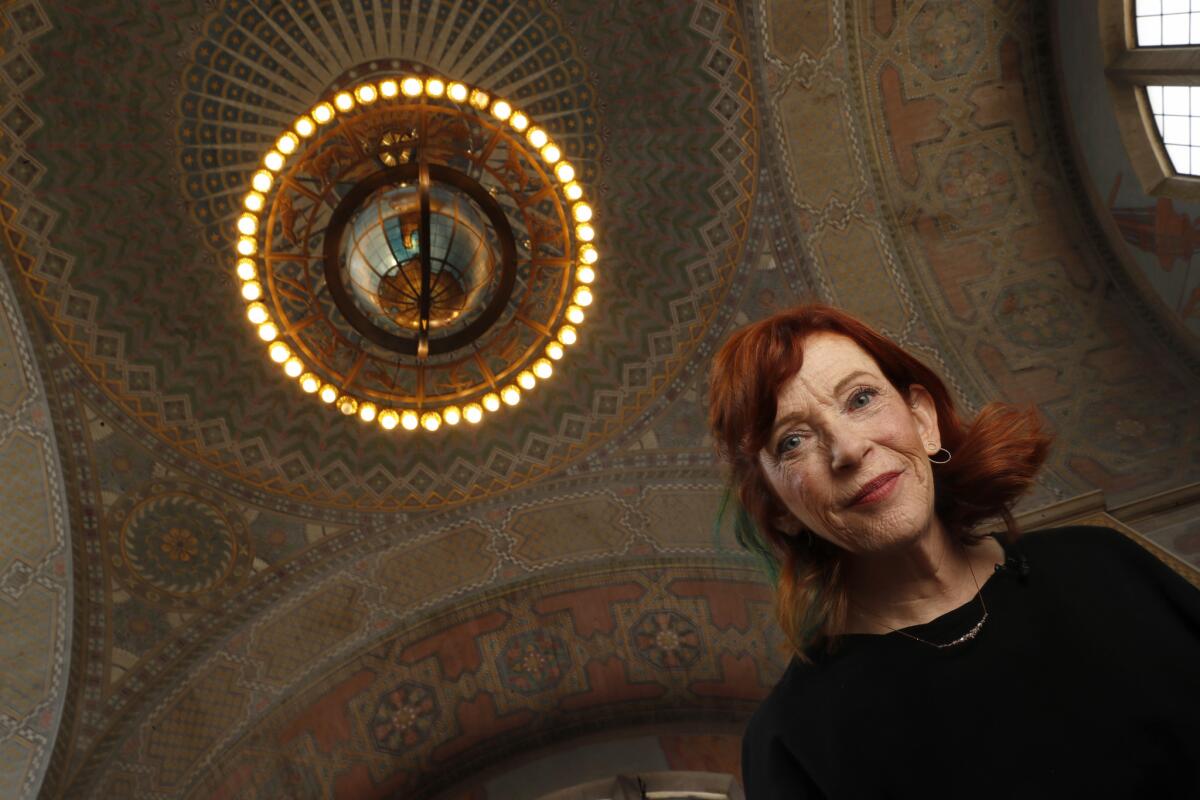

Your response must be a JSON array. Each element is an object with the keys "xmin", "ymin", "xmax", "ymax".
[{"xmin": 1137, "ymin": 0, "xmax": 1200, "ymax": 175}]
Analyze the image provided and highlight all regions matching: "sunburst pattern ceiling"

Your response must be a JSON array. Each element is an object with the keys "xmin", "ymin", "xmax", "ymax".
[{"xmin": 11, "ymin": 0, "xmax": 756, "ymax": 514}]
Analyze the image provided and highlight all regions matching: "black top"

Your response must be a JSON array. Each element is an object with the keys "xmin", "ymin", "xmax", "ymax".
[{"xmin": 741, "ymin": 526, "xmax": 1200, "ymax": 799}]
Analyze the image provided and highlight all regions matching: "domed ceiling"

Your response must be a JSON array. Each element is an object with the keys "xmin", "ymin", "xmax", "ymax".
[{"xmin": 1, "ymin": 0, "xmax": 1198, "ymax": 798}]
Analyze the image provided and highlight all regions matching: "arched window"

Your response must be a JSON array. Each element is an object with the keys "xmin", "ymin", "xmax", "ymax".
[{"xmin": 1104, "ymin": 0, "xmax": 1200, "ymax": 199}]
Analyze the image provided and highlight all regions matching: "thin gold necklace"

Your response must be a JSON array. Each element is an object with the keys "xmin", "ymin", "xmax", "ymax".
[{"xmin": 867, "ymin": 559, "xmax": 987, "ymax": 649}]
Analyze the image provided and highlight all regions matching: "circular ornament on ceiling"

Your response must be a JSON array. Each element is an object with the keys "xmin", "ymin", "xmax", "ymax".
[
  {"xmin": 233, "ymin": 75, "xmax": 597, "ymax": 432},
  {"xmin": 105, "ymin": 481, "xmax": 252, "ymax": 609},
  {"xmin": 74, "ymin": 0, "xmax": 758, "ymax": 512},
  {"xmin": 178, "ymin": 2, "xmax": 599, "ymax": 251}
]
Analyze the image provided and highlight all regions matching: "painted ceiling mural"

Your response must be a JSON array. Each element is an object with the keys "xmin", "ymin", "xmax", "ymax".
[
  {"xmin": 0, "ymin": 0, "xmax": 1197, "ymax": 798},
  {"xmin": 1053, "ymin": 0, "xmax": 1200, "ymax": 349}
]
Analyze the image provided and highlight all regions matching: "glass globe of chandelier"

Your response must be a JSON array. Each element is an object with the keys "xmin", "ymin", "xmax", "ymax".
[
  {"xmin": 341, "ymin": 183, "xmax": 495, "ymax": 336},
  {"xmin": 232, "ymin": 74, "xmax": 598, "ymax": 433}
]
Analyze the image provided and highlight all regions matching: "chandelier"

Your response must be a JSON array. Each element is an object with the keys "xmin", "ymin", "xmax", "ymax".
[{"xmin": 233, "ymin": 74, "xmax": 598, "ymax": 432}]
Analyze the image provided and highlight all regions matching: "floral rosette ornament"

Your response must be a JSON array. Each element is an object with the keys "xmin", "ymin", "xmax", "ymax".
[{"xmin": 233, "ymin": 74, "xmax": 598, "ymax": 432}]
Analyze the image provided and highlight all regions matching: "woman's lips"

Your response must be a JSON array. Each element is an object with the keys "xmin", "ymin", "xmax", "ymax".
[{"xmin": 850, "ymin": 471, "xmax": 901, "ymax": 506}]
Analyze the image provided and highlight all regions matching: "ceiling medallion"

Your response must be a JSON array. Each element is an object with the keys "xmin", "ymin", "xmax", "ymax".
[{"xmin": 233, "ymin": 74, "xmax": 598, "ymax": 433}]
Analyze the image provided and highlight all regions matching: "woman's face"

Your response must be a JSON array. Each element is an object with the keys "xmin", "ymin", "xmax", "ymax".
[{"xmin": 758, "ymin": 332, "xmax": 943, "ymax": 555}]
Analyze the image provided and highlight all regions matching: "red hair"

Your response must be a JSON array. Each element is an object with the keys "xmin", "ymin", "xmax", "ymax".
[{"xmin": 708, "ymin": 305, "xmax": 1051, "ymax": 658}]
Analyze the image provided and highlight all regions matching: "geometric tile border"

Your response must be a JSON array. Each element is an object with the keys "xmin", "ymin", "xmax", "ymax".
[{"xmin": 0, "ymin": 263, "xmax": 73, "ymax": 800}]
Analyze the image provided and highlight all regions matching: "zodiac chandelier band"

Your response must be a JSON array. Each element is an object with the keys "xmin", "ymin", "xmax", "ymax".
[{"xmin": 233, "ymin": 73, "xmax": 599, "ymax": 432}]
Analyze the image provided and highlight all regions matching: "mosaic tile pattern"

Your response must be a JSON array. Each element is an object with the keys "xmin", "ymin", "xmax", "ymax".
[
  {"xmin": 0, "ymin": 264, "xmax": 72, "ymax": 800},
  {"xmin": 251, "ymin": 582, "xmax": 366, "ymax": 685},
  {"xmin": 146, "ymin": 560, "xmax": 777, "ymax": 799},
  {"xmin": 4, "ymin": 0, "xmax": 758, "ymax": 513},
  {"xmin": 69, "ymin": 468, "xmax": 745, "ymax": 798},
  {"xmin": 104, "ymin": 480, "xmax": 254, "ymax": 610},
  {"xmin": 851, "ymin": 0, "xmax": 1200, "ymax": 499},
  {"xmin": 753, "ymin": 0, "xmax": 1200, "ymax": 505},
  {"xmin": 0, "ymin": 0, "xmax": 1196, "ymax": 797}
]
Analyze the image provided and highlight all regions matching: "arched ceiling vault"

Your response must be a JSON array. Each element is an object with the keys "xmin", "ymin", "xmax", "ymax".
[
  {"xmin": 0, "ymin": 0, "xmax": 1196, "ymax": 798},
  {"xmin": 0, "ymin": 264, "xmax": 72, "ymax": 800}
]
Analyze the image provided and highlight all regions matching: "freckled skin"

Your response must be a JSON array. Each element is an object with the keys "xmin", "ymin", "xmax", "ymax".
[{"xmin": 758, "ymin": 332, "xmax": 944, "ymax": 556}]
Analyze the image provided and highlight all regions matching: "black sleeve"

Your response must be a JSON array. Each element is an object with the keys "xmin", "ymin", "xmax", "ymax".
[
  {"xmin": 742, "ymin": 727, "xmax": 823, "ymax": 799},
  {"xmin": 1093, "ymin": 525, "xmax": 1200, "ymax": 638}
]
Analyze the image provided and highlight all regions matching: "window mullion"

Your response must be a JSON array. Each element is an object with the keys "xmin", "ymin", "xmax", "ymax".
[{"xmin": 1107, "ymin": 47, "xmax": 1200, "ymax": 85}]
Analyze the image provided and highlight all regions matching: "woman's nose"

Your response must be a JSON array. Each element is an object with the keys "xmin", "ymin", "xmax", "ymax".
[{"xmin": 828, "ymin": 424, "xmax": 870, "ymax": 470}]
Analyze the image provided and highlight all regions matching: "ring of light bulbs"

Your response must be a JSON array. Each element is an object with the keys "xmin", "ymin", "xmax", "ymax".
[{"xmin": 235, "ymin": 75, "xmax": 597, "ymax": 433}]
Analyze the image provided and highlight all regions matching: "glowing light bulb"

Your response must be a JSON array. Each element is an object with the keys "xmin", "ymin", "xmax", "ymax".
[
  {"xmin": 501, "ymin": 385, "xmax": 521, "ymax": 406},
  {"xmin": 425, "ymin": 77, "xmax": 445, "ymax": 97},
  {"xmin": 358, "ymin": 401, "xmax": 377, "ymax": 422},
  {"xmin": 257, "ymin": 322, "xmax": 279, "ymax": 341},
  {"xmin": 510, "ymin": 111, "xmax": 529, "ymax": 131},
  {"xmin": 564, "ymin": 181, "xmax": 583, "ymax": 201},
  {"xmin": 421, "ymin": 411, "xmax": 441, "ymax": 431},
  {"xmin": 546, "ymin": 341, "xmax": 564, "ymax": 360},
  {"xmin": 319, "ymin": 384, "xmax": 338, "ymax": 404},
  {"xmin": 541, "ymin": 144, "xmax": 561, "ymax": 164},
  {"xmin": 572, "ymin": 202, "xmax": 593, "ymax": 223},
  {"xmin": 579, "ymin": 244, "xmax": 599, "ymax": 265},
  {"xmin": 469, "ymin": 89, "xmax": 490, "ymax": 109},
  {"xmin": 355, "ymin": 83, "xmax": 378, "ymax": 104},
  {"xmin": 555, "ymin": 162, "xmax": 576, "ymax": 183},
  {"xmin": 517, "ymin": 370, "xmax": 536, "ymax": 390},
  {"xmin": 379, "ymin": 79, "xmax": 399, "ymax": 98},
  {"xmin": 527, "ymin": 127, "xmax": 548, "ymax": 148},
  {"xmin": 241, "ymin": 281, "xmax": 263, "ymax": 301},
  {"xmin": 447, "ymin": 82, "xmax": 469, "ymax": 102},
  {"xmin": 401, "ymin": 410, "xmax": 419, "ymax": 430},
  {"xmin": 576, "ymin": 265, "xmax": 596, "ymax": 284},
  {"xmin": 558, "ymin": 325, "xmax": 578, "ymax": 346},
  {"xmin": 236, "ymin": 237, "xmax": 257, "ymax": 256},
  {"xmin": 283, "ymin": 357, "xmax": 303, "ymax": 377},
  {"xmin": 379, "ymin": 409, "xmax": 399, "ymax": 429},
  {"xmin": 442, "ymin": 405, "xmax": 461, "ymax": 425},
  {"xmin": 573, "ymin": 286, "xmax": 593, "ymax": 307},
  {"xmin": 251, "ymin": 170, "xmax": 273, "ymax": 192},
  {"xmin": 276, "ymin": 132, "xmax": 298, "ymax": 154},
  {"xmin": 401, "ymin": 77, "xmax": 423, "ymax": 97},
  {"xmin": 482, "ymin": 393, "xmax": 501, "ymax": 412},
  {"xmin": 566, "ymin": 305, "xmax": 584, "ymax": 324},
  {"xmin": 463, "ymin": 403, "xmax": 483, "ymax": 424},
  {"xmin": 337, "ymin": 395, "xmax": 358, "ymax": 415},
  {"xmin": 294, "ymin": 116, "xmax": 316, "ymax": 137},
  {"xmin": 244, "ymin": 191, "xmax": 265, "ymax": 212},
  {"xmin": 246, "ymin": 302, "xmax": 268, "ymax": 325},
  {"xmin": 236, "ymin": 258, "xmax": 257, "ymax": 281},
  {"xmin": 311, "ymin": 102, "xmax": 334, "ymax": 124},
  {"xmin": 533, "ymin": 358, "xmax": 553, "ymax": 379},
  {"xmin": 576, "ymin": 223, "xmax": 595, "ymax": 242},
  {"xmin": 268, "ymin": 341, "xmax": 290, "ymax": 362},
  {"xmin": 237, "ymin": 214, "xmax": 258, "ymax": 236},
  {"xmin": 263, "ymin": 150, "xmax": 284, "ymax": 172},
  {"xmin": 333, "ymin": 91, "xmax": 354, "ymax": 112},
  {"xmin": 491, "ymin": 99, "xmax": 512, "ymax": 120},
  {"xmin": 300, "ymin": 373, "xmax": 320, "ymax": 393}
]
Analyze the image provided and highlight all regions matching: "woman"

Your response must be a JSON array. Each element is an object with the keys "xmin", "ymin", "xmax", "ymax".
[{"xmin": 708, "ymin": 305, "xmax": 1200, "ymax": 799}]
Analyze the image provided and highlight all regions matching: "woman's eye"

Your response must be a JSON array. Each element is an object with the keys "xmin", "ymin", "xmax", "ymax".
[
  {"xmin": 850, "ymin": 388, "xmax": 877, "ymax": 409},
  {"xmin": 777, "ymin": 433, "xmax": 803, "ymax": 455}
]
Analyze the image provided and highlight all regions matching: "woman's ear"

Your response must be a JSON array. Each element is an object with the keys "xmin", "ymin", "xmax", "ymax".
[{"xmin": 907, "ymin": 384, "xmax": 940, "ymax": 455}]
